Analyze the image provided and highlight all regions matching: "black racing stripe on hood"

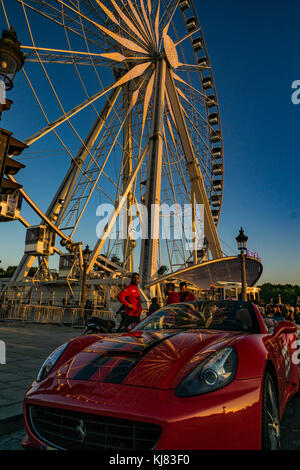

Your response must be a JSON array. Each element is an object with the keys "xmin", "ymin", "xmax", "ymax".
[
  {"xmin": 73, "ymin": 355, "xmax": 111, "ymax": 381},
  {"xmin": 73, "ymin": 331, "xmax": 181, "ymax": 384},
  {"xmin": 101, "ymin": 333, "xmax": 180, "ymax": 384},
  {"xmin": 103, "ymin": 356, "xmax": 140, "ymax": 384},
  {"xmin": 73, "ymin": 339, "xmax": 129, "ymax": 381}
]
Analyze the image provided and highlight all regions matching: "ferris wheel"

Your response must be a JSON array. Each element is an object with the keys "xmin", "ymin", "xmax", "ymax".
[{"xmin": 1, "ymin": 0, "xmax": 224, "ymax": 292}]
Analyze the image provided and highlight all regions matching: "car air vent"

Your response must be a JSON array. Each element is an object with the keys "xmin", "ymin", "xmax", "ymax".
[{"xmin": 28, "ymin": 405, "xmax": 161, "ymax": 450}]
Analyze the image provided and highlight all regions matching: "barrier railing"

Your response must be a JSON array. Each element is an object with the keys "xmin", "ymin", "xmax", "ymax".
[{"xmin": 0, "ymin": 304, "xmax": 114, "ymax": 326}]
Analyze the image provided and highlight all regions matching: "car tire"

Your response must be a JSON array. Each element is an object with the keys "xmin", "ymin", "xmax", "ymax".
[{"xmin": 261, "ymin": 372, "xmax": 280, "ymax": 450}]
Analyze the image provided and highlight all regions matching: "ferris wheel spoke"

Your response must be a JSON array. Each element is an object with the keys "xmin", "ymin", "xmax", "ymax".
[
  {"xmin": 24, "ymin": 88, "xmax": 111, "ymax": 146},
  {"xmin": 165, "ymin": 67, "xmax": 222, "ymax": 259},
  {"xmin": 57, "ymin": 101, "xmax": 129, "ymax": 231},
  {"xmin": 173, "ymin": 71, "xmax": 212, "ymax": 105},
  {"xmin": 21, "ymin": 45, "xmax": 113, "ymax": 58},
  {"xmin": 69, "ymin": 0, "xmax": 117, "ymax": 50},
  {"xmin": 72, "ymin": 5, "xmax": 150, "ymax": 160},
  {"xmin": 23, "ymin": 58, "xmax": 150, "ymax": 147},
  {"xmin": 159, "ymin": 0, "xmax": 179, "ymax": 51},
  {"xmin": 63, "ymin": 75, "xmax": 146, "ymax": 237},
  {"xmin": 20, "ymin": 0, "xmax": 109, "ymax": 162},
  {"xmin": 184, "ymin": 122, "xmax": 214, "ymax": 184},
  {"xmin": 24, "ymin": 44, "xmax": 126, "ymax": 179},
  {"xmin": 139, "ymin": 0, "xmax": 156, "ymax": 46},
  {"xmin": 47, "ymin": 86, "xmax": 122, "ymax": 228},
  {"xmin": 57, "ymin": 0, "xmax": 152, "ymax": 54},
  {"xmin": 163, "ymin": 120, "xmax": 192, "ymax": 203},
  {"xmin": 109, "ymin": 0, "xmax": 152, "ymax": 48},
  {"xmin": 20, "ymin": 66, "xmax": 112, "ymax": 227},
  {"xmin": 160, "ymin": 0, "xmax": 179, "ymax": 34},
  {"xmin": 61, "ymin": 10, "xmax": 105, "ymax": 120},
  {"xmin": 17, "ymin": 0, "xmax": 109, "ymax": 50},
  {"xmin": 162, "ymin": 130, "xmax": 188, "ymax": 266},
  {"xmin": 177, "ymin": 88, "xmax": 219, "ymax": 147},
  {"xmin": 139, "ymin": 69, "xmax": 155, "ymax": 152},
  {"xmin": 174, "ymin": 27, "xmax": 201, "ymax": 47},
  {"xmin": 164, "ymin": 115, "xmax": 193, "ymax": 202},
  {"xmin": 120, "ymin": 0, "xmax": 151, "ymax": 45},
  {"xmin": 98, "ymin": 0, "xmax": 153, "ymax": 52},
  {"xmin": 87, "ymin": 142, "xmax": 150, "ymax": 274}
]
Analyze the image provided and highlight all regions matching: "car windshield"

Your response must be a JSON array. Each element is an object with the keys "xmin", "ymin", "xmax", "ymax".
[{"xmin": 134, "ymin": 301, "xmax": 258, "ymax": 332}]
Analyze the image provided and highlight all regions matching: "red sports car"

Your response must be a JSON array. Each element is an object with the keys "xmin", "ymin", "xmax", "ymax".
[{"xmin": 22, "ymin": 300, "xmax": 299, "ymax": 450}]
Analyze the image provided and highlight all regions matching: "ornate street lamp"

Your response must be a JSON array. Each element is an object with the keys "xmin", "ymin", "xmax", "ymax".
[
  {"xmin": 0, "ymin": 27, "xmax": 25, "ymax": 91},
  {"xmin": 236, "ymin": 228, "xmax": 248, "ymax": 302}
]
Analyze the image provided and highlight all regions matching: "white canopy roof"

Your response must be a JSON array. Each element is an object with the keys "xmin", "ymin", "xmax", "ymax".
[{"xmin": 146, "ymin": 256, "xmax": 263, "ymax": 290}]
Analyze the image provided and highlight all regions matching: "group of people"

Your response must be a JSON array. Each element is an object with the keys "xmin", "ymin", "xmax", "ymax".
[
  {"xmin": 164, "ymin": 282, "xmax": 196, "ymax": 305},
  {"xmin": 116, "ymin": 274, "xmax": 300, "ymax": 333},
  {"xmin": 116, "ymin": 274, "xmax": 196, "ymax": 331},
  {"xmin": 263, "ymin": 302, "xmax": 300, "ymax": 323}
]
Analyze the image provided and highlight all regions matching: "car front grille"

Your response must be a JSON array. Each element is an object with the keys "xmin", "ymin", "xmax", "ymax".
[{"xmin": 28, "ymin": 405, "xmax": 161, "ymax": 450}]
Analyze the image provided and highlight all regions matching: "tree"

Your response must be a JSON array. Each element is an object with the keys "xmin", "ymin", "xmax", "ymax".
[
  {"xmin": 0, "ymin": 266, "xmax": 17, "ymax": 278},
  {"xmin": 259, "ymin": 283, "xmax": 300, "ymax": 305}
]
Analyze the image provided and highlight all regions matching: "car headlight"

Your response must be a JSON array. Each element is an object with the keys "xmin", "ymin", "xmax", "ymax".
[
  {"xmin": 37, "ymin": 343, "xmax": 69, "ymax": 382},
  {"xmin": 175, "ymin": 347, "xmax": 238, "ymax": 397}
]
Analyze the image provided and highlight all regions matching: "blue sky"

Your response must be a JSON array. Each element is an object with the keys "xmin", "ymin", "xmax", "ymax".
[{"xmin": 0, "ymin": 0, "xmax": 299, "ymax": 285}]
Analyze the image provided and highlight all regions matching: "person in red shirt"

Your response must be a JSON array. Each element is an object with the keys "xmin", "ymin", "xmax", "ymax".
[
  {"xmin": 179, "ymin": 282, "xmax": 196, "ymax": 302},
  {"xmin": 165, "ymin": 283, "xmax": 180, "ymax": 305},
  {"xmin": 117, "ymin": 273, "xmax": 142, "ymax": 330}
]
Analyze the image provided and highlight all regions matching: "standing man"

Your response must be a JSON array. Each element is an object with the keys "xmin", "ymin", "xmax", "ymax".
[
  {"xmin": 179, "ymin": 282, "xmax": 196, "ymax": 302},
  {"xmin": 164, "ymin": 283, "xmax": 180, "ymax": 305},
  {"xmin": 117, "ymin": 273, "xmax": 142, "ymax": 330}
]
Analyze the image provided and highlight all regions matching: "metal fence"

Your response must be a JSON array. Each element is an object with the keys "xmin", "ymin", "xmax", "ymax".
[{"xmin": 0, "ymin": 303, "xmax": 115, "ymax": 326}]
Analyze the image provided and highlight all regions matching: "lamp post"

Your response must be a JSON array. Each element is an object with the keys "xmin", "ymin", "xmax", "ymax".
[
  {"xmin": 0, "ymin": 27, "xmax": 25, "ymax": 92},
  {"xmin": 236, "ymin": 227, "xmax": 248, "ymax": 302},
  {"xmin": 80, "ymin": 244, "xmax": 91, "ymax": 323}
]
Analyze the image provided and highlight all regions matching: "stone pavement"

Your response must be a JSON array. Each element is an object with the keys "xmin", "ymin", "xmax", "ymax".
[
  {"xmin": 0, "ymin": 322, "xmax": 83, "ymax": 435},
  {"xmin": 0, "ymin": 429, "xmax": 25, "ymax": 450}
]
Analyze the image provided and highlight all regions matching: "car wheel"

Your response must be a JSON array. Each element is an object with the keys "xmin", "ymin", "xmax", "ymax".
[{"xmin": 262, "ymin": 372, "xmax": 280, "ymax": 450}]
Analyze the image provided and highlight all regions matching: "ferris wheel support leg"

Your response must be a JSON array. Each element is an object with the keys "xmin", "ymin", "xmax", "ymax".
[
  {"xmin": 10, "ymin": 254, "xmax": 36, "ymax": 284},
  {"xmin": 122, "ymin": 82, "xmax": 134, "ymax": 273},
  {"xmin": 165, "ymin": 67, "xmax": 223, "ymax": 260},
  {"xmin": 139, "ymin": 58, "xmax": 167, "ymax": 293}
]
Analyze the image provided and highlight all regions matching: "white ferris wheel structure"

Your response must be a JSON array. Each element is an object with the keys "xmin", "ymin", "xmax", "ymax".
[{"xmin": 0, "ymin": 0, "xmax": 235, "ymax": 306}]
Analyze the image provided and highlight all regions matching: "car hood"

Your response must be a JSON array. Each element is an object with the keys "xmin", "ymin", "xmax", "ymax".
[{"xmin": 52, "ymin": 329, "xmax": 242, "ymax": 390}]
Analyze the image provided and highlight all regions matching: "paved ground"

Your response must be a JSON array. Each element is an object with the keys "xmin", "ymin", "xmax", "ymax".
[
  {"xmin": 0, "ymin": 321, "xmax": 82, "ymax": 434},
  {"xmin": 280, "ymin": 395, "xmax": 300, "ymax": 449},
  {"xmin": 0, "ymin": 321, "xmax": 300, "ymax": 450},
  {"xmin": 0, "ymin": 429, "xmax": 25, "ymax": 450}
]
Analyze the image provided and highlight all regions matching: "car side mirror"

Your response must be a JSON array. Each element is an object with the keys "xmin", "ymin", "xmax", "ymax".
[{"xmin": 273, "ymin": 320, "xmax": 297, "ymax": 336}]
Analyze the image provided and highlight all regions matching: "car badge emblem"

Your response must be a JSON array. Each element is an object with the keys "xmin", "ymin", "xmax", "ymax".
[{"xmin": 76, "ymin": 419, "xmax": 87, "ymax": 443}]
